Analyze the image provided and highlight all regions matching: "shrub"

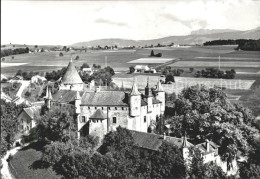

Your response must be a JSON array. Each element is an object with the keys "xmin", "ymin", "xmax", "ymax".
[{"xmin": 59, "ymin": 52, "xmax": 63, "ymax": 57}]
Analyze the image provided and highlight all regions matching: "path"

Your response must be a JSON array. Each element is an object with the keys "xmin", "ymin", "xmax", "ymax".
[{"xmin": 1, "ymin": 146, "xmax": 21, "ymax": 179}]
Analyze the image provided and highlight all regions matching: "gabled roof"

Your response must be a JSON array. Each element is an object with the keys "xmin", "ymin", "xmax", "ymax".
[
  {"xmin": 61, "ymin": 62, "xmax": 83, "ymax": 84},
  {"xmin": 195, "ymin": 141, "xmax": 219, "ymax": 154},
  {"xmin": 89, "ymin": 109, "xmax": 107, "ymax": 119},
  {"xmin": 23, "ymin": 106, "xmax": 41, "ymax": 120},
  {"xmin": 130, "ymin": 130, "xmax": 194, "ymax": 151},
  {"xmin": 81, "ymin": 91, "xmax": 128, "ymax": 106},
  {"xmin": 52, "ymin": 90, "xmax": 81, "ymax": 103}
]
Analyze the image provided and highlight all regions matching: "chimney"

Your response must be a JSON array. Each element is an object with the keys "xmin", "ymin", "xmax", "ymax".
[
  {"xmin": 206, "ymin": 139, "xmax": 210, "ymax": 152},
  {"xmin": 95, "ymin": 86, "xmax": 100, "ymax": 93},
  {"xmin": 163, "ymin": 132, "xmax": 166, "ymax": 140}
]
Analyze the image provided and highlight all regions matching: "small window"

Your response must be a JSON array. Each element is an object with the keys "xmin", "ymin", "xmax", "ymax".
[
  {"xmin": 115, "ymin": 107, "xmax": 117, "ymax": 110},
  {"xmin": 122, "ymin": 107, "xmax": 124, "ymax": 110},
  {"xmin": 108, "ymin": 107, "xmax": 110, "ymax": 110},
  {"xmin": 88, "ymin": 106, "xmax": 90, "ymax": 109},
  {"xmin": 82, "ymin": 116, "xmax": 86, "ymax": 123},
  {"xmin": 113, "ymin": 117, "xmax": 117, "ymax": 124},
  {"xmin": 95, "ymin": 107, "xmax": 97, "ymax": 110},
  {"xmin": 102, "ymin": 107, "xmax": 104, "ymax": 110},
  {"xmin": 144, "ymin": 116, "xmax": 146, "ymax": 123}
]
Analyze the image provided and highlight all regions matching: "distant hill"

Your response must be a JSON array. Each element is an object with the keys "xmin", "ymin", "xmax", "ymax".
[{"xmin": 72, "ymin": 28, "xmax": 260, "ymax": 47}]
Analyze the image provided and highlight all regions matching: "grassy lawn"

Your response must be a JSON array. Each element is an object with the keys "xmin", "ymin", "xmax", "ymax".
[{"xmin": 9, "ymin": 142, "xmax": 61, "ymax": 179}]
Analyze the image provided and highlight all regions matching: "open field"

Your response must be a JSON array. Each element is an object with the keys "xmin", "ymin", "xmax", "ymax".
[
  {"xmin": 1, "ymin": 46, "xmax": 260, "ymax": 76},
  {"xmin": 170, "ymin": 61, "xmax": 260, "ymax": 68},
  {"xmin": 9, "ymin": 142, "xmax": 61, "ymax": 179},
  {"xmin": 128, "ymin": 57, "xmax": 176, "ymax": 64}
]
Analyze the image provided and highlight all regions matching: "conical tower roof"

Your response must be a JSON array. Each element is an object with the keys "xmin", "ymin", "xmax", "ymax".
[
  {"xmin": 155, "ymin": 79, "xmax": 164, "ymax": 92},
  {"xmin": 61, "ymin": 61, "xmax": 83, "ymax": 85},
  {"xmin": 129, "ymin": 79, "xmax": 141, "ymax": 96},
  {"xmin": 48, "ymin": 88, "xmax": 53, "ymax": 100},
  {"xmin": 182, "ymin": 133, "xmax": 188, "ymax": 148},
  {"xmin": 44, "ymin": 86, "xmax": 49, "ymax": 99}
]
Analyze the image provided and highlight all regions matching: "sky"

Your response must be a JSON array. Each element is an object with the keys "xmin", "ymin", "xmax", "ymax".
[{"xmin": 1, "ymin": 0, "xmax": 260, "ymax": 45}]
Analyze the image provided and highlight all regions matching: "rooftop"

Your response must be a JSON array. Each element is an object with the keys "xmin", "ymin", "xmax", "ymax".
[{"xmin": 61, "ymin": 61, "xmax": 83, "ymax": 85}]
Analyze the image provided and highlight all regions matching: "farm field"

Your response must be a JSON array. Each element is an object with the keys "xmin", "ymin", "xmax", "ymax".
[
  {"xmin": 128, "ymin": 57, "xmax": 176, "ymax": 64},
  {"xmin": 1, "ymin": 46, "xmax": 260, "ymax": 76}
]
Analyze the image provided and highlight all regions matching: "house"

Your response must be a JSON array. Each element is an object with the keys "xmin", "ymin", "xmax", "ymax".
[
  {"xmin": 9, "ymin": 75, "xmax": 23, "ymax": 83},
  {"xmin": 44, "ymin": 60, "xmax": 166, "ymax": 139},
  {"xmin": 82, "ymin": 67, "xmax": 93, "ymax": 75},
  {"xmin": 1, "ymin": 74, "xmax": 8, "ymax": 81},
  {"xmin": 134, "ymin": 65, "xmax": 150, "ymax": 73},
  {"xmin": 17, "ymin": 106, "xmax": 41, "ymax": 134},
  {"xmin": 31, "ymin": 75, "xmax": 47, "ymax": 84},
  {"xmin": 130, "ymin": 130, "xmax": 219, "ymax": 165}
]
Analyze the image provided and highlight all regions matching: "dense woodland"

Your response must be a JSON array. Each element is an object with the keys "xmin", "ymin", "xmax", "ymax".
[
  {"xmin": 203, "ymin": 39, "xmax": 260, "ymax": 51},
  {"xmin": 1, "ymin": 47, "xmax": 30, "ymax": 58},
  {"xmin": 194, "ymin": 68, "xmax": 236, "ymax": 79}
]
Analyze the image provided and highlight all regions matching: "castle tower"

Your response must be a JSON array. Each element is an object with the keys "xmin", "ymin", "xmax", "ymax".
[
  {"xmin": 75, "ymin": 90, "xmax": 81, "ymax": 114},
  {"xmin": 129, "ymin": 79, "xmax": 141, "ymax": 117},
  {"xmin": 182, "ymin": 133, "xmax": 189, "ymax": 161},
  {"xmin": 59, "ymin": 60, "xmax": 84, "ymax": 91},
  {"xmin": 75, "ymin": 90, "xmax": 82, "ymax": 139},
  {"xmin": 44, "ymin": 86, "xmax": 52, "ymax": 109},
  {"xmin": 155, "ymin": 79, "xmax": 165, "ymax": 113},
  {"xmin": 145, "ymin": 77, "xmax": 153, "ymax": 113}
]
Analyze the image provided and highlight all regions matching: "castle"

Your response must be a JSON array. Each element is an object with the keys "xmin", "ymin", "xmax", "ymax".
[{"xmin": 44, "ymin": 61, "xmax": 165, "ymax": 139}]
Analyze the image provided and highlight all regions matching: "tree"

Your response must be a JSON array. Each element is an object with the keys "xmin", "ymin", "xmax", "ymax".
[
  {"xmin": 189, "ymin": 67, "xmax": 194, "ymax": 73},
  {"xmin": 150, "ymin": 50, "xmax": 155, "ymax": 57},
  {"xmin": 165, "ymin": 73, "xmax": 175, "ymax": 83},
  {"xmin": 34, "ymin": 45, "xmax": 38, "ymax": 49},
  {"xmin": 151, "ymin": 142, "xmax": 187, "ymax": 178},
  {"xmin": 74, "ymin": 56, "xmax": 79, "ymax": 60},
  {"xmin": 35, "ymin": 109, "xmax": 77, "ymax": 143},
  {"xmin": 59, "ymin": 52, "xmax": 63, "ymax": 57},
  {"xmin": 80, "ymin": 63, "xmax": 90, "ymax": 69},
  {"xmin": 166, "ymin": 85, "xmax": 258, "ymax": 168},
  {"xmin": 0, "ymin": 100, "xmax": 25, "ymax": 156},
  {"xmin": 129, "ymin": 66, "xmax": 135, "ymax": 73}
]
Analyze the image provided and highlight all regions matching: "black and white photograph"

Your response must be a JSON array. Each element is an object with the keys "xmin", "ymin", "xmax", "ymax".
[{"xmin": 1, "ymin": 0, "xmax": 260, "ymax": 178}]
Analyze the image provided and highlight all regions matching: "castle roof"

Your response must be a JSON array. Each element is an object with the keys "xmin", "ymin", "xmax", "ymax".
[
  {"xmin": 81, "ymin": 91, "xmax": 128, "ymax": 106},
  {"xmin": 23, "ymin": 106, "xmax": 41, "ymax": 120},
  {"xmin": 89, "ymin": 109, "xmax": 107, "ymax": 119},
  {"xmin": 195, "ymin": 141, "xmax": 219, "ymax": 154},
  {"xmin": 130, "ymin": 130, "xmax": 193, "ymax": 151},
  {"xmin": 61, "ymin": 62, "xmax": 83, "ymax": 85},
  {"xmin": 129, "ymin": 81, "xmax": 141, "ymax": 96},
  {"xmin": 155, "ymin": 80, "xmax": 164, "ymax": 92}
]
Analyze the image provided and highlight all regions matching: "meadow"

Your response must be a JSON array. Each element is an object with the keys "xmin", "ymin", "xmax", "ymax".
[{"xmin": 2, "ymin": 46, "xmax": 260, "ymax": 76}]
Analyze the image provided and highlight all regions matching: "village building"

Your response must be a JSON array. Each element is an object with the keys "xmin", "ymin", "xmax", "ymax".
[
  {"xmin": 17, "ymin": 106, "xmax": 41, "ymax": 134},
  {"xmin": 31, "ymin": 75, "xmax": 47, "ymax": 84},
  {"xmin": 81, "ymin": 67, "xmax": 93, "ymax": 75}
]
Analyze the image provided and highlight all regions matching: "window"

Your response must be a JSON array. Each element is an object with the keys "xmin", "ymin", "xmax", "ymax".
[
  {"xmin": 144, "ymin": 116, "xmax": 146, "ymax": 123},
  {"xmin": 95, "ymin": 107, "xmax": 97, "ymax": 109},
  {"xmin": 82, "ymin": 116, "xmax": 86, "ymax": 123},
  {"xmin": 21, "ymin": 119, "xmax": 23, "ymax": 123},
  {"xmin": 113, "ymin": 117, "xmax": 117, "ymax": 124},
  {"xmin": 108, "ymin": 107, "xmax": 110, "ymax": 110},
  {"xmin": 102, "ymin": 107, "xmax": 104, "ymax": 110},
  {"xmin": 115, "ymin": 107, "xmax": 117, "ymax": 110},
  {"xmin": 88, "ymin": 107, "xmax": 90, "ymax": 109},
  {"xmin": 122, "ymin": 107, "xmax": 124, "ymax": 110}
]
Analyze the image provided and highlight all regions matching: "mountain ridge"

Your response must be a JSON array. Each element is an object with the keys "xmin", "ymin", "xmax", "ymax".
[{"xmin": 72, "ymin": 28, "xmax": 260, "ymax": 47}]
